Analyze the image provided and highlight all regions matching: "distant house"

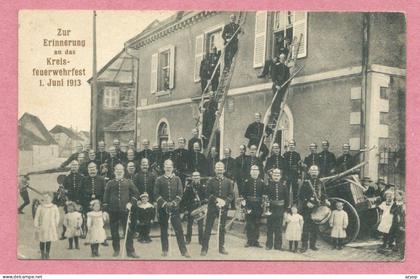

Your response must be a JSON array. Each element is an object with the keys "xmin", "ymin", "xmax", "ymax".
[
  {"xmin": 88, "ymin": 50, "xmax": 137, "ymax": 149},
  {"xmin": 49, "ymin": 125, "xmax": 84, "ymax": 158},
  {"xmin": 18, "ymin": 113, "xmax": 59, "ymax": 170}
]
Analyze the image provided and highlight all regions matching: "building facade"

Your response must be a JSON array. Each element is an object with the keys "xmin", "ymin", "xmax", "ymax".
[{"xmin": 120, "ymin": 11, "xmax": 405, "ymax": 182}]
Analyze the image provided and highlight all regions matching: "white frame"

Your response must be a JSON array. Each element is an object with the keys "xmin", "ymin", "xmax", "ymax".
[{"xmin": 103, "ymin": 86, "xmax": 120, "ymax": 109}]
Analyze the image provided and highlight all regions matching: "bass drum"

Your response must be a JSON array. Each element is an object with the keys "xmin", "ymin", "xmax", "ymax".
[
  {"xmin": 318, "ymin": 197, "xmax": 360, "ymax": 245},
  {"xmin": 190, "ymin": 204, "xmax": 208, "ymax": 222}
]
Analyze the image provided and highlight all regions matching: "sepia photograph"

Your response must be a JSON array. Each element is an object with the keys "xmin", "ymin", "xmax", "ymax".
[{"xmin": 17, "ymin": 10, "xmax": 406, "ymax": 262}]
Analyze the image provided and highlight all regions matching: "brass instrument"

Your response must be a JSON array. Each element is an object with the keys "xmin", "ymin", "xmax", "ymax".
[{"xmin": 262, "ymin": 195, "xmax": 272, "ymax": 216}]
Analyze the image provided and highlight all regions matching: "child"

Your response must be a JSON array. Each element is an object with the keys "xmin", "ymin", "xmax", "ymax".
[
  {"xmin": 377, "ymin": 191, "xmax": 395, "ymax": 250},
  {"xmin": 63, "ymin": 201, "xmax": 83, "ymax": 249},
  {"xmin": 135, "ymin": 192, "xmax": 155, "ymax": 243},
  {"xmin": 34, "ymin": 192, "xmax": 60, "ymax": 259},
  {"xmin": 284, "ymin": 205, "xmax": 304, "ymax": 253},
  {"xmin": 86, "ymin": 200, "xmax": 107, "ymax": 257},
  {"xmin": 329, "ymin": 201, "xmax": 348, "ymax": 249},
  {"xmin": 390, "ymin": 190, "xmax": 405, "ymax": 255},
  {"xmin": 18, "ymin": 175, "xmax": 30, "ymax": 214}
]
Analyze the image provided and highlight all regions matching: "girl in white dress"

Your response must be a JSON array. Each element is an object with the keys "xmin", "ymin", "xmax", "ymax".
[
  {"xmin": 63, "ymin": 202, "xmax": 82, "ymax": 249},
  {"xmin": 284, "ymin": 205, "xmax": 304, "ymax": 252},
  {"xmin": 34, "ymin": 192, "xmax": 60, "ymax": 259},
  {"xmin": 329, "ymin": 201, "xmax": 348, "ymax": 249},
  {"xmin": 377, "ymin": 191, "xmax": 395, "ymax": 249},
  {"xmin": 86, "ymin": 199, "xmax": 107, "ymax": 257}
]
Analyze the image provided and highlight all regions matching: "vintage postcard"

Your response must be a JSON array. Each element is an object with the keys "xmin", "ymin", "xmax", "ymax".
[{"xmin": 17, "ymin": 10, "xmax": 406, "ymax": 262}]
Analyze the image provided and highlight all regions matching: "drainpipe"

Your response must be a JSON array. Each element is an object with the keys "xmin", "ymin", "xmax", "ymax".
[
  {"xmin": 360, "ymin": 13, "xmax": 370, "ymax": 177},
  {"xmin": 124, "ymin": 43, "xmax": 140, "ymax": 148}
]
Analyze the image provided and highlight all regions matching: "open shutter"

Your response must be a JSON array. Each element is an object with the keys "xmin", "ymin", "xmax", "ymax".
[
  {"xmin": 253, "ymin": 11, "xmax": 267, "ymax": 68},
  {"xmin": 150, "ymin": 53, "xmax": 158, "ymax": 94},
  {"xmin": 293, "ymin": 12, "xmax": 308, "ymax": 58},
  {"xmin": 169, "ymin": 45, "xmax": 175, "ymax": 89},
  {"xmin": 194, "ymin": 34, "xmax": 205, "ymax": 82}
]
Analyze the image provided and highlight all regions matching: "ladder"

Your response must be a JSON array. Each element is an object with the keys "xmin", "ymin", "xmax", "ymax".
[
  {"xmin": 198, "ymin": 12, "xmax": 246, "ymax": 156},
  {"xmin": 256, "ymin": 34, "xmax": 303, "ymax": 156}
]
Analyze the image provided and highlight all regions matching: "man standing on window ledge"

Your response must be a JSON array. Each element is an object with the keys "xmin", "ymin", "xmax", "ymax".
[
  {"xmin": 222, "ymin": 14, "xmax": 241, "ymax": 68},
  {"xmin": 257, "ymin": 35, "xmax": 291, "ymax": 79},
  {"xmin": 208, "ymin": 46, "xmax": 221, "ymax": 92}
]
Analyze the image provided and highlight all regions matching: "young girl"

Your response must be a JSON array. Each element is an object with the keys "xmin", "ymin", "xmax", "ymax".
[
  {"xmin": 377, "ymin": 191, "xmax": 395, "ymax": 249},
  {"xmin": 284, "ymin": 205, "xmax": 304, "ymax": 253},
  {"xmin": 390, "ymin": 190, "xmax": 405, "ymax": 255},
  {"xmin": 86, "ymin": 199, "xmax": 107, "ymax": 257},
  {"xmin": 34, "ymin": 192, "xmax": 60, "ymax": 259},
  {"xmin": 329, "ymin": 201, "xmax": 348, "ymax": 249},
  {"xmin": 63, "ymin": 201, "xmax": 82, "ymax": 249}
]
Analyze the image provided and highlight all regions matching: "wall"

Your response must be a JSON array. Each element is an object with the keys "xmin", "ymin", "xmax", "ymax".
[
  {"xmin": 369, "ymin": 13, "xmax": 406, "ymax": 69},
  {"xmin": 95, "ymin": 82, "xmax": 135, "ymax": 142}
]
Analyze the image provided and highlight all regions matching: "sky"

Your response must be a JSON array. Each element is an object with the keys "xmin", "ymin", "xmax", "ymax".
[{"xmin": 19, "ymin": 10, "xmax": 174, "ymax": 131}]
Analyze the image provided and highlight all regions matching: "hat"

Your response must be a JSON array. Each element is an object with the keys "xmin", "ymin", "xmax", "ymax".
[{"xmin": 140, "ymin": 192, "xmax": 149, "ymax": 199}]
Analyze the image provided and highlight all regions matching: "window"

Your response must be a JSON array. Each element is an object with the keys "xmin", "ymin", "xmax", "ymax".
[
  {"xmin": 272, "ymin": 11, "xmax": 308, "ymax": 59},
  {"xmin": 194, "ymin": 25, "xmax": 224, "ymax": 82},
  {"xmin": 157, "ymin": 121, "xmax": 169, "ymax": 146},
  {"xmin": 150, "ymin": 45, "xmax": 175, "ymax": 93},
  {"xmin": 380, "ymin": 86, "xmax": 389, "ymax": 99},
  {"xmin": 103, "ymin": 87, "xmax": 120, "ymax": 109},
  {"xmin": 253, "ymin": 11, "xmax": 268, "ymax": 68}
]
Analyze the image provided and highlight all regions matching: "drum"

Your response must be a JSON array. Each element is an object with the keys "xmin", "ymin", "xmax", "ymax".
[
  {"xmin": 190, "ymin": 204, "xmax": 208, "ymax": 221},
  {"xmin": 311, "ymin": 205, "xmax": 332, "ymax": 224}
]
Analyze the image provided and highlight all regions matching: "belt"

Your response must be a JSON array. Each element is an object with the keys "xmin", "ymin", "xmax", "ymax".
[
  {"xmin": 270, "ymin": 200, "xmax": 285, "ymax": 206},
  {"xmin": 247, "ymin": 197, "xmax": 262, "ymax": 202}
]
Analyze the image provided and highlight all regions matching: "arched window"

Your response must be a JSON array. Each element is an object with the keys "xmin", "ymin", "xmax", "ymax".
[{"xmin": 157, "ymin": 121, "xmax": 169, "ymax": 146}]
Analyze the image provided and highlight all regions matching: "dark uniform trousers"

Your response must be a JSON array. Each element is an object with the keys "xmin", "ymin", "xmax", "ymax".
[
  {"xmin": 222, "ymin": 23, "xmax": 240, "ymax": 67},
  {"xmin": 299, "ymin": 179, "xmax": 326, "ymax": 249},
  {"xmin": 103, "ymin": 178, "xmax": 139, "ymax": 254},
  {"xmin": 283, "ymin": 151, "xmax": 301, "ymax": 203},
  {"xmin": 265, "ymin": 180, "xmax": 288, "ymax": 249},
  {"xmin": 187, "ymin": 215, "xmax": 204, "ymax": 244},
  {"xmin": 202, "ymin": 204, "xmax": 228, "ymax": 251},
  {"xmin": 244, "ymin": 178, "xmax": 265, "ymax": 246},
  {"xmin": 154, "ymin": 175, "xmax": 187, "ymax": 254},
  {"xmin": 18, "ymin": 188, "xmax": 30, "ymax": 212},
  {"xmin": 109, "ymin": 210, "xmax": 135, "ymax": 254},
  {"xmin": 158, "ymin": 208, "xmax": 187, "ymax": 254},
  {"xmin": 201, "ymin": 176, "xmax": 234, "ymax": 252}
]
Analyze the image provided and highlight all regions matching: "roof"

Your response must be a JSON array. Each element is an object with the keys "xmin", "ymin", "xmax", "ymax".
[
  {"xmin": 88, "ymin": 50, "xmax": 136, "ymax": 84},
  {"xmin": 125, "ymin": 11, "xmax": 200, "ymax": 47},
  {"xmin": 49, "ymin": 125, "xmax": 83, "ymax": 140},
  {"xmin": 78, "ymin": 131, "xmax": 90, "ymax": 138},
  {"xmin": 18, "ymin": 125, "xmax": 50, "ymax": 150},
  {"xmin": 103, "ymin": 111, "xmax": 135, "ymax": 132},
  {"xmin": 18, "ymin": 113, "xmax": 57, "ymax": 145}
]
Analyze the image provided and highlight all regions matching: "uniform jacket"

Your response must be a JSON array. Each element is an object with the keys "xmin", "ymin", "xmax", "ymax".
[
  {"xmin": 206, "ymin": 154, "xmax": 220, "ymax": 177},
  {"xmin": 222, "ymin": 22, "xmax": 240, "ymax": 44},
  {"xmin": 244, "ymin": 177, "xmax": 266, "ymax": 202},
  {"xmin": 134, "ymin": 170, "xmax": 156, "ymax": 202},
  {"xmin": 271, "ymin": 62, "xmax": 290, "ymax": 85},
  {"xmin": 180, "ymin": 181, "xmax": 208, "ymax": 212},
  {"xmin": 244, "ymin": 122, "xmax": 273, "ymax": 146},
  {"xmin": 221, "ymin": 157, "xmax": 236, "ymax": 180},
  {"xmin": 82, "ymin": 175, "xmax": 106, "ymax": 202},
  {"xmin": 188, "ymin": 151, "xmax": 208, "ymax": 175},
  {"xmin": 188, "ymin": 137, "xmax": 202, "ymax": 152},
  {"xmin": 265, "ymin": 153, "xmax": 285, "ymax": 173},
  {"xmin": 103, "ymin": 178, "xmax": 139, "ymax": 212},
  {"xmin": 138, "ymin": 148, "xmax": 154, "ymax": 165},
  {"xmin": 206, "ymin": 176, "xmax": 234, "ymax": 208},
  {"xmin": 299, "ymin": 178, "xmax": 327, "ymax": 215},
  {"xmin": 335, "ymin": 153, "xmax": 354, "ymax": 173},
  {"xmin": 173, "ymin": 148, "xmax": 190, "ymax": 174},
  {"xmin": 63, "ymin": 172, "xmax": 84, "ymax": 203},
  {"xmin": 154, "ymin": 174, "xmax": 183, "ymax": 209},
  {"xmin": 283, "ymin": 151, "xmax": 301, "ymax": 178},
  {"xmin": 245, "ymin": 156, "xmax": 264, "ymax": 179},
  {"xmin": 235, "ymin": 154, "xmax": 250, "ymax": 180},
  {"xmin": 96, "ymin": 151, "xmax": 110, "ymax": 166},
  {"xmin": 303, "ymin": 153, "xmax": 321, "ymax": 170},
  {"xmin": 265, "ymin": 179, "xmax": 289, "ymax": 206},
  {"xmin": 318, "ymin": 150, "xmax": 336, "ymax": 177}
]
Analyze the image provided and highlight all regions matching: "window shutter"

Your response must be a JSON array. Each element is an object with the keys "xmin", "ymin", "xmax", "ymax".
[
  {"xmin": 150, "ymin": 53, "xmax": 158, "ymax": 93},
  {"xmin": 274, "ymin": 11, "xmax": 287, "ymax": 32},
  {"xmin": 292, "ymin": 12, "xmax": 308, "ymax": 58},
  {"xmin": 253, "ymin": 11, "xmax": 268, "ymax": 68},
  {"xmin": 169, "ymin": 45, "xmax": 175, "ymax": 89},
  {"xmin": 194, "ymin": 34, "xmax": 205, "ymax": 82}
]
